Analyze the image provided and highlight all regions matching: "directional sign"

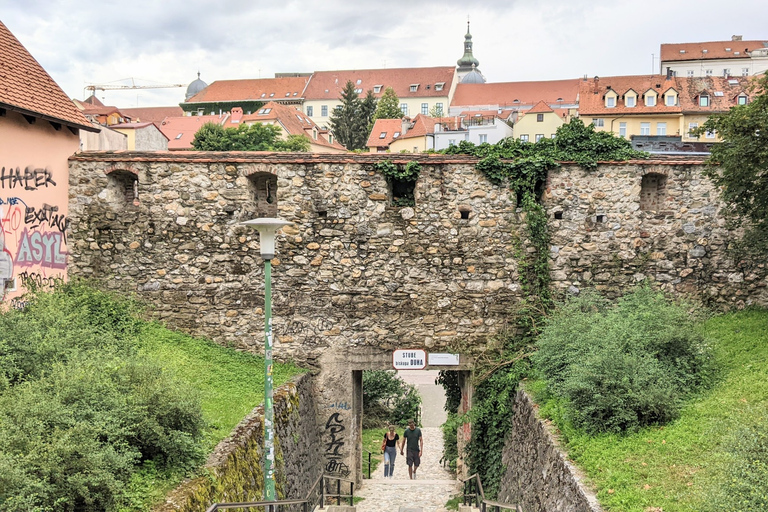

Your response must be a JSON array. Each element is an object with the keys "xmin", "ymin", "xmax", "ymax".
[
  {"xmin": 428, "ymin": 353, "xmax": 460, "ymax": 366},
  {"xmin": 392, "ymin": 349, "xmax": 427, "ymax": 370}
]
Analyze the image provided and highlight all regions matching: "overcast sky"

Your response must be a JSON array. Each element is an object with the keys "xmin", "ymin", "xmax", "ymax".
[{"xmin": 3, "ymin": 0, "xmax": 767, "ymax": 108}]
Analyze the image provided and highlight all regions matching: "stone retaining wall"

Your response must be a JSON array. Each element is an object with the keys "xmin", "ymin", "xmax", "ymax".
[
  {"xmin": 497, "ymin": 390, "xmax": 602, "ymax": 512},
  {"xmin": 156, "ymin": 373, "xmax": 323, "ymax": 511}
]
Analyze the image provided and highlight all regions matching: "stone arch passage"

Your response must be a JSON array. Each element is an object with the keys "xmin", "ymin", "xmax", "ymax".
[
  {"xmin": 245, "ymin": 171, "xmax": 278, "ymax": 218},
  {"xmin": 104, "ymin": 169, "xmax": 138, "ymax": 206}
]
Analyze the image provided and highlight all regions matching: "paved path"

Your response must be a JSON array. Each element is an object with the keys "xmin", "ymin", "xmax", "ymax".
[{"xmin": 357, "ymin": 372, "xmax": 459, "ymax": 512}]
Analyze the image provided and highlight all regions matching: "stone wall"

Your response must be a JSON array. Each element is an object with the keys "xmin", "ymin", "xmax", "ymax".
[
  {"xmin": 156, "ymin": 373, "xmax": 324, "ymax": 511},
  {"xmin": 497, "ymin": 389, "xmax": 602, "ymax": 512},
  {"xmin": 547, "ymin": 162, "xmax": 767, "ymax": 307}
]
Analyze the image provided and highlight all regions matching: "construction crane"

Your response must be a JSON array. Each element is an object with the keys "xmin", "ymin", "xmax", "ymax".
[{"xmin": 84, "ymin": 78, "xmax": 186, "ymax": 95}]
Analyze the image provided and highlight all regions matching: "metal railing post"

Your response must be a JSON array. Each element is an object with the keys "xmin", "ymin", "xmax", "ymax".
[
  {"xmin": 349, "ymin": 482, "xmax": 354, "ymax": 506},
  {"xmin": 368, "ymin": 451, "xmax": 371, "ymax": 479},
  {"xmin": 336, "ymin": 479, "xmax": 340, "ymax": 505}
]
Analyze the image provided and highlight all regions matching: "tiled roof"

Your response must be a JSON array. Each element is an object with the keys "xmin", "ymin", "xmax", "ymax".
[
  {"xmin": 451, "ymin": 79, "xmax": 580, "ymax": 108},
  {"xmin": 157, "ymin": 114, "xmax": 226, "ymax": 150},
  {"xmin": 120, "ymin": 106, "xmax": 184, "ymax": 123},
  {"xmin": 661, "ymin": 40, "xmax": 768, "ymax": 62},
  {"xmin": 366, "ymin": 119, "xmax": 403, "ymax": 149},
  {"xmin": 0, "ymin": 20, "xmax": 94, "ymax": 131},
  {"xmin": 304, "ymin": 67, "xmax": 456, "ymax": 100},
  {"xmin": 226, "ymin": 101, "xmax": 345, "ymax": 151},
  {"xmin": 185, "ymin": 77, "xmax": 309, "ymax": 104},
  {"xmin": 579, "ymin": 74, "xmax": 752, "ymax": 116},
  {"xmin": 81, "ymin": 104, "xmax": 123, "ymax": 116},
  {"xmin": 527, "ymin": 100, "xmax": 554, "ymax": 114},
  {"xmin": 399, "ymin": 114, "xmax": 437, "ymax": 140}
]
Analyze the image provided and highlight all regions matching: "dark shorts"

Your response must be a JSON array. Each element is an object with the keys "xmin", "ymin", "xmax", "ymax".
[{"xmin": 406, "ymin": 449, "xmax": 420, "ymax": 467}]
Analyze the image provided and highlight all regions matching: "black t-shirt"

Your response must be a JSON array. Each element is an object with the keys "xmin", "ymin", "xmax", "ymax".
[{"xmin": 384, "ymin": 433, "xmax": 399, "ymax": 447}]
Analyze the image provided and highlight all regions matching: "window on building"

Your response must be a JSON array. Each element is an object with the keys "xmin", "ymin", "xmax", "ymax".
[
  {"xmin": 723, "ymin": 69, "xmax": 731, "ymax": 77},
  {"xmin": 409, "ymin": 84, "xmax": 419, "ymax": 92},
  {"xmin": 435, "ymin": 82, "xmax": 445, "ymax": 91},
  {"xmin": 606, "ymin": 96, "xmax": 616, "ymax": 108},
  {"xmin": 379, "ymin": 132, "xmax": 387, "ymax": 139},
  {"xmin": 646, "ymin": 95, "xmax": 656, "ymax": 107},
  {"xmin": 520, "ymin": 134, "xmax": 529, "ymax": 142},
  {"xmin": 175, "ymin": 133, "xmax": 183, "ymax": 140},
  {"xmin": 592, "ymin": 118, "xmax": 605, "ymax": 127},
  {"xmin": 393, "ymin": 131, "xmax": 400, "ymax": 138},
  {"xmin": 619, "ymin": 122, "xmax": 627, "ymax": 138},
  {"xmin": 535, "ymin": 134, "xmax": 544, "ymax": 142},
  {"xmin": 356, "ymin": 79, "xmax": 362, "ymax": 85},
  {"xmin": 700, "ymin": 95, "xmax": 710, "ymax": 107},
  {"xmin": 640, "ymin": 173, "xmax": 667, "ymax": 211},
  {"xmin": 705, "ymin": 69, "xmax": 713, "ymax": 76},
  {"xmin": 306, "ymin": 106, "xmax": 313, "ymax": 116},
  {"xmin": 687, "ymin": 70, "xmax": 695, "ymax": 77},
  {"xmin": 551, "ymin": 134, "xmax": 556, "ymax": 138},
  {"xmin": 689, "ymin": 122, "xmax": 699, "ymax": 138},
  {"xmin": 479, "ymin": 134, "xmax": 488, "ymax": 144},
  {"xmin": 641, "ymin": 122, "xmax": 651, "ymax": 135},
  {"xmin": 706, "ymin": 130, "xmax": 716, "ymax": 139},
  {"xmin": 742, "ymin": 68, "xmax": 750, "ymax": 76},
  {"xmin": 400, "ymin": 103, "xmax": 408, "ymax": 115},
  {"xmin": 536, "ymin": 113, "xmax": 544, "ymax": 122},
  {"xmin": 435, "ymin": 103, "xmax": 443, "ymax": 116},
  {"xmin": 626, "ymin": 95, "xmax": 636, "ymax": 107},
  {"xmin": 738, "ymin": 95, "xmax": 748, "ymax": 105},
  {"xmin": 657, "ymin": 122, "xmax": 667, "ymax": 136},
  {"xmin": 666, "ymin": 94, "xmax": 676, "ymax": 106},
  {"xmin": 448, "ymin": 139, "xmax": 456, "ymax": 146},
  {"xmin": 354, "ymin": 88, "xmax": 363, "ymax": 94},
  {"xmin": 421, "ymin": 103, "xmax": 429, "ymax": 115},
  {"xmin": 374, "ymin": 85, "xmax": 382, "ymax": 93},
  {"xmin": 321, "ymin": 105, "xmax": 328, "ymax": 117}
]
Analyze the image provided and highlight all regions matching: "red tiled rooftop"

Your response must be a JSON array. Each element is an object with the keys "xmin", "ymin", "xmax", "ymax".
[
  {"xmin": 661, "ymin": 39, "xmax": 768, "ymax": 62},
  {"xmin": 185, "ymin": 77, "xmax": 310, "ymax": 104},
  {"xmin": 120, "ymin": 106, "xmax": 184, "ymax": 123},
  {"xmin": 451, "ymin": 79, "xmax": 580, "ymax": 108},
  {"xmin": 0, "ymin": 20, "xmax": 94, "ymax": 131},
  {"xmin": 527, "ymin": 100, "xmax": 555, "ymax": 114},
  {"xmin": 157, "ymin": 114, "xmax": 225, "ymax": 150},
  {"xmin": 366, "ymin": 119, "xmax": 403, "ymax": 148},
  {"xmin": 304, "ymin": 67, "xmax": 456, "ymax": 100}
]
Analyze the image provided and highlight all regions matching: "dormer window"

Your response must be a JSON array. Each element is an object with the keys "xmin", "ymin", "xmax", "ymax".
[
  {"xmin": 394, "ymin": 131, "xmax": 400, "ymax": 138},
  {"xmin": 700, "ymin": 95, "xmax": 710, "ymax": 107},
  {"xmin": 738, "ymin": 94, "xmax": 748, "ymax": 105},
  {"xmin": 606, "ymin": 96, "xmax": 616, "ymax": 108},
  {"xmin": 373, "ymin": 85, "xmax": 383, "ymax": 93},
  {"xmin": 625, "ymin": 95, "xmax": 636, "ymax": 107},
  {"xmin": 645, "ymin": 92, "xmax": 657, "ymax": 107},
  {"xmin": 664, "ymin": 90, "xmax": 677, "ymax": 106},
  {"xmin": 410, "ymin": 84, "xmax": 419, "ymax": 92},
  {"xmin": 435, "ymin": 82, "xmax": 445, "ymax": 91},
  {"xmin": 258, "ymin": 108, "xmax": 272, "ymax": 115},
  {"xmin": 379, "ymin": 132, "xmax": 387, "ymax": 139}
]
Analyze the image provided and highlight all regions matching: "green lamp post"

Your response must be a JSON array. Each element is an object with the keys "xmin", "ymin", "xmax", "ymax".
[{"xmin": 241, "ymin": 217, "xmax": 292, "ymax": 503}]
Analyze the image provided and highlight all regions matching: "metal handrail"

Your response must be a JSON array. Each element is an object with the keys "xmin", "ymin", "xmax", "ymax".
[
  {"xmin": 205, "ymin": 473, "xmax": 354, "ymax": 512},
  {"xmin": 460, "ymin": 473, "xmax": 523, "ymax": 512},
  {"xmin": 362, "ymin": 449, "xmax": 373, "ymax": 479}
]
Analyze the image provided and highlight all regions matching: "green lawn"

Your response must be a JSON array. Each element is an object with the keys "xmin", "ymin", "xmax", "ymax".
[
  {"xmin": 532, "ymin": 309, "xmax": 768, "ymax": 511},
  {"xmin": 361, "ymin": 428, "xmax": 386, "ymax": 478}
]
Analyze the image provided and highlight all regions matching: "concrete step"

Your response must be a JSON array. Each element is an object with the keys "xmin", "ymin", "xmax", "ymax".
[
  {"xmin": 324, "ymin": 506, "xmax": 355, "ymax": 512},
  {"xmin": 398, "ymin": 507, "xmax": 423, "ymax": 512}
]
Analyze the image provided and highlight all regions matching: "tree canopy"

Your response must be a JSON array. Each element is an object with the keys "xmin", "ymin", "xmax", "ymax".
[
  {"xmin": 329, "ymin": 81, "xmax": 365, "ymax": 150},
  {"xmin": 373, "ymin": 87, "xmax": 404, "ymax": 121},
  {"xmin": 699, "ymin": 72, "xmax": 768, "ymax": 254},
  {"xmin": 191, "ymin": 122, "xmax": 310, "ymax": 152}
]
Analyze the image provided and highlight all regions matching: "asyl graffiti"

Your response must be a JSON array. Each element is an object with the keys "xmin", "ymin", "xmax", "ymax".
[
  {"xmin": 15, "ymin": 229, "xmax": 67, "ymax": 269},
  {"xmin": 323, "ymin": 412, "xmax": 350, "ymax": 477},
  {"xmin": 0, "ymin": 166, "xmax": 56, "ymax": 191}
]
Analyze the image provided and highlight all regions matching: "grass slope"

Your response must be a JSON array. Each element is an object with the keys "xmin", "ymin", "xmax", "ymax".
[{"xmin": 534, "ymin": 309, "xmax": 768, "ymax": 511}]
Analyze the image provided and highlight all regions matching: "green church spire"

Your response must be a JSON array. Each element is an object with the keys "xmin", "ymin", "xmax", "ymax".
[{"xmin": 456, "ymin": 21, "xmax": 480, "ymax": 71}]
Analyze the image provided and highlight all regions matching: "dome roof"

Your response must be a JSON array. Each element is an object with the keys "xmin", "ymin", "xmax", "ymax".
[
  {"xmin": 461, "ymin": 67, "xmax": 486, "ymax": 84},
  {"xmin": 185, "ymin": 72, "xmax": 208, "ymax": 100}
]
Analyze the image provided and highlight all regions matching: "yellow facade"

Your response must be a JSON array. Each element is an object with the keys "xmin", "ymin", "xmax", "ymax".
[
  {"xmin": 515, "ymin": 111, "xmax": 566, "ymax": 141},
  {"xmin": 389, "ymin": 136, "xmax": 431, "ymax": 153},
  {"xmin": 582, "ymin": 114, "xmax": 682, "ymax": 139}
]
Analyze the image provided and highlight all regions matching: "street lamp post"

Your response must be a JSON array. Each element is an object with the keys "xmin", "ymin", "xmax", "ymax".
[{"xmin": 241, "ymin": 217, "xmax": 293, "ymax": 503}]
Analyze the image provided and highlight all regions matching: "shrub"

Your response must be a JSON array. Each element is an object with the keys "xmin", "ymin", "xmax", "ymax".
[
  {"xmin": 362, "ymin": 370, "xmax": 421, "ymax": 428},
  {"xmin": 534, "ymin": 286, "xmax": 712, "ymax": 433}
]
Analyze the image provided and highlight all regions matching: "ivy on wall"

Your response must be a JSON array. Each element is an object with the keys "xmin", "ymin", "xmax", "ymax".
[
  {"xmin": 442, "ymin": 118, "xmax": 647, "ymax": 497},
  {"xmin": 374, "ymin": 160, "xmax": 421, "ymax": 207}
]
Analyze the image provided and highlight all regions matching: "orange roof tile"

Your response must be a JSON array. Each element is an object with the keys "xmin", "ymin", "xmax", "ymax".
[
  {"xmin": 120, "ymin": 106, "xmax": 184, "ymax": 123},
  {"xmin": 661, "ymin": 40, "xmax": 768, "ymax": 62},
  {"xmin": 399, "ymin": 114, "xmax": 437, "ymax": 140},
  {"xmin": 185, "ymin": 77, "xmax": 309, "ymax": 104},
  {"xmin": 227, "ymin": 101, "xmax": 345, "ymax": 151},
  {"xmin": 157, "ymin": 114, "xmax": 225, "ymax": 150},
  {"xmin": 677, "ymin": 76, "xmax": 752, "ymax": 112},
  {"xmin": 304, "ymin": 67, "xmax": 456, "ymax": 100},
  {"xmin": 366, "ymin": 119, "xmax": 404, "ymax": 149},
  {"xmin": 451, "ymin": 79, "xmax": 580, "ymax": 108},
  {"xmin": 527, "ymin": 100, "xmax": 555, "ymax": 114},
  {"xmin": 0, "ymin": 20, "xmax": 94, "ymax": 131}
]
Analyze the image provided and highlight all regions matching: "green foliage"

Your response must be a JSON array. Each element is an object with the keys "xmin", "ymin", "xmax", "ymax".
[
  {"xmin": 373, "ymin": 87, "xmax": 404, "ymax": 120},
  {"xmin": 190, "ymin": 122, "xmax": 309, "ymax": 152},
  {"xmin": 360, "ymin": 429, "xmax": 384, "ymax": 478},
  {"xmin": 534, "ymin": 287, "xmax": 713, "ymax": 434},
  {"xmin": 329, "ymin": 81, "xmax": 368, "ymax": 150},
  {"xmin": 441, "ymin": 412, "xmax": 462, "ymax": 473},
  {"xmin": 360, "ymin": 89, "xmax": 378, "ymax": 133},
  {"xmin": 373, "ymin": 160, "xmax": 421, "ymax": 182},
  {"xmin": 436, "ymin": 370, "xmax": 462, "ymax": 413},
  {"xmin": 699, "ymin": 72, "xmax": 768, "ymax": 256},
  {"xmin": 362, "ymin": 370, "xmax": 421, "ymax": 429},
  {"xmin": 429, "ymin": 104, "xmax": 445, "ymax": 118}
]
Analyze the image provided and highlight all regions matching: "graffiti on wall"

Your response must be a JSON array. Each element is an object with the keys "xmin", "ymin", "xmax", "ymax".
[
  {"xmin": 1, "ymin": 166, "xmax": 67, "ymax": 302},
  {"xmin": 323, "ymin": 412, "xmax": 350, "ymax": 477}
]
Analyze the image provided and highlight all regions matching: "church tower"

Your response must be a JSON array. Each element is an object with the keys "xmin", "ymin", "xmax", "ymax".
[{"xmin": 456, "ymin": 21, "xmax": 485, "ymax": 83}]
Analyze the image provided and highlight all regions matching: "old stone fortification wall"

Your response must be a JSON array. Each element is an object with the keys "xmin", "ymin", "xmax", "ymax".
[
  {"xmin": 156, "ymin": 374, "xmax": 323, "ymax": 512},
  {"xmin": 547, "ymin": 162, "xmax": 767, "ymax": 307},
  {"xmin": 497, "ymin": 389, "xmax": 602, "ymax": 512}
]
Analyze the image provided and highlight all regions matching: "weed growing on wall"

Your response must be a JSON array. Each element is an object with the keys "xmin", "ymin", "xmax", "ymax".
[{"xmin": 374, "ymin": 160, "xmax": 421, "ymax": 207}]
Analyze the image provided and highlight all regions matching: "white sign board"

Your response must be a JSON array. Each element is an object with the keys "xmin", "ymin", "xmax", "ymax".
[
  {"xmin": 428, "ymin": 353, "xmax": 460, "ymax": 366},
  {"xmin": 392, "ymin": 349, "xmax": 427, "ymax": 370}
]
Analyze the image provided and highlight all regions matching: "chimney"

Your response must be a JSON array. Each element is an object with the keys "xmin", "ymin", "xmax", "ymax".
[
  {"xmin": 593, "ymin": 76, "xmax": 600, "ymax": 94},
  {"xmin": 732, "ymin": 35, "xmax": 743, "ymax": 41},
  {"xmin": 401, "ymin": 117, "xmax": 410, "ymax": 135},
  {"xmin": 666, "ymin": 67, "xmax": 673, "ymax": 80},
  {"xmin": 231, "ymin": 107, "xmax": 244, "ymax": 123}
]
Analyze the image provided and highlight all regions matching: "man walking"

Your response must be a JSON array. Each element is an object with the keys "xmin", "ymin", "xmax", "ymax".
[{"xmin": 400, "ymin": 419, "xmax": 423, "ymax": 479}]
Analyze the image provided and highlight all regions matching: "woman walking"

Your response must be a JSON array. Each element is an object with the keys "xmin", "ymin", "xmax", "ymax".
[{"xmin": 381, "ymin": 425, "xmax": 399, "ymax": 478}]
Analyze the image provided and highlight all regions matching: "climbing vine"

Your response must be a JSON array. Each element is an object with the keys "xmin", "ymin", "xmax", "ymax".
[
  {"xmin": 441, "ymin": 118, "xmax": 647, "ymax": 497},
  {"xmin": 374, "ymin": 160, "xmax": 421, "ymax": 207}
]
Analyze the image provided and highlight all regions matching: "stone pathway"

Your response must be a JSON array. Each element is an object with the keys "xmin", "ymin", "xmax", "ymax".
[{"xmin": 356, "ymin": 371, "xmax": 459, "ymax": 512}]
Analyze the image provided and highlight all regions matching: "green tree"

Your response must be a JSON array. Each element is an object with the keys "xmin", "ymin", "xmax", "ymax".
[
  {"xmin": 191, "ymin": 122, "xmax": 309, "ymax": 151},
  {"xmin": 373, "ymin": 87, "xmax": 404, "ymax": 121},
  {"xmin": 360, "ymin": 89, "xmax": 378, "ymax": 133},
  {"xmin": 329, "ymin": 81, "xmax": 366, "ymax": 150},
  {"xmin": 429, "ymin": 104, "xmax": 444, "ymax": 118},
  {"xmin": 699, "ymin": 72, "xmax": 768, "ymax": 255}
]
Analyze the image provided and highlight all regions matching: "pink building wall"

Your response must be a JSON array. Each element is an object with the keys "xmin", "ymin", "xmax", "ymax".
[{"xmin": 0, "ymin": 110, "xmax": 79, "ymax": 307}]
